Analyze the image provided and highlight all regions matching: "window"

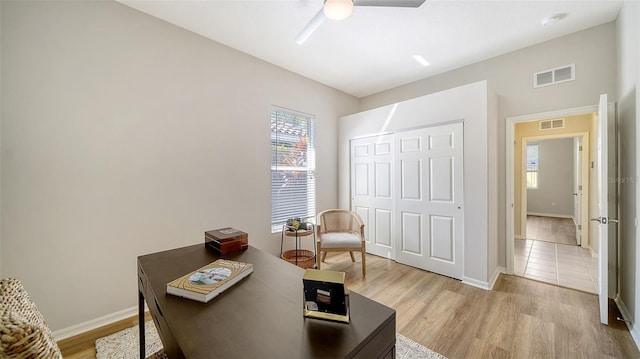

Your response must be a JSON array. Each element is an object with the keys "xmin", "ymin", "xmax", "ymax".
[
  {"xmin": 526, "ymin": 143, "xmax": 539, "ymax": 189},
  {"xmin": 270, "ymin": 106, "xmax": 315, "ymax": 232}
]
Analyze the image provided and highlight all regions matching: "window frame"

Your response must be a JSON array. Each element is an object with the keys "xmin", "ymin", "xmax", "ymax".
[
  {"xmin": 526, "ymin": 143, "xmax": 539, "ymax": 189},
  {"xmin": 270, "ymin": 106, "xmax": 316, "ymax": 233}
]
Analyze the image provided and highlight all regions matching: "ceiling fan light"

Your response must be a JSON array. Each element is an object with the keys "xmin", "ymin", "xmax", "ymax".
[{"xmin": 324, "ymin": 0, "xmax": 354, "ymax": 21}]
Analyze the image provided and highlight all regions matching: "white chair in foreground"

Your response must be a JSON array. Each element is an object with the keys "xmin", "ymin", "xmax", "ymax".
[{"xmin": 316, "ymin": 209, "xmax": 366, "ymax": 277}]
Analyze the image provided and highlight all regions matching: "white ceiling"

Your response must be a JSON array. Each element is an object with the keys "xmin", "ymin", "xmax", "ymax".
[{"xmin": 118, "ymin": 0, "xmax": 622, "ymax": 98}]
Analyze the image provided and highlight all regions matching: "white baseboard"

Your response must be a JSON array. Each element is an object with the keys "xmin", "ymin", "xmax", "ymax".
[
  {"xmin": 514, "ymin": 234, "xmax": 524, "ymax": 240},
  {"xmin": 489, "ymin": 266, "xmax": 506, "ymax": 290},
  {"xmin": 462, "ymin": 276, "xmax": 491, "ymax": 290},
  {"xmin": 527, "ymin": 212, "xmax": 573, "ymax": 219},
  {"xmin": 53, "ymin": 305, "xmax": 144, "ymax": 341},
  {"xmin": 462, "ymin": 266, "xmax": 506, "ymax": 291},
  {"xmin": 614, "ymin": 294, "xmax": 640, "ymax": 351}
]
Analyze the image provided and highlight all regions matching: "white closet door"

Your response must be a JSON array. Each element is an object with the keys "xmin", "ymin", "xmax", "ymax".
[
  {"xmin": 350, "ymin": 135, "xmax": 395, "ymax": 259},
  {"xmin": 394, "ymin": 123, "xmax": 464, "ymax": 279}
]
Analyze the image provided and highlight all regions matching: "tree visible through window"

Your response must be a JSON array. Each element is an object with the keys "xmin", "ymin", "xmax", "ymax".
[
  {"xmin": 270, "ymin": 107, "xmax": 316, "ymax": 232},
  {"xmin": 527, "ymin": 143, "xmax": 539, "ymax": 189}
]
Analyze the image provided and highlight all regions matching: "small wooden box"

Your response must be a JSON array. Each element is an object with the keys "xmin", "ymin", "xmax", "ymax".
[
  {"xmin": 205, "ymin": 228, "xmax": 248, "ymax": 255},
  {"xmin": 206, "ymin": 239, "xmax": 248, "ymax": 254}
]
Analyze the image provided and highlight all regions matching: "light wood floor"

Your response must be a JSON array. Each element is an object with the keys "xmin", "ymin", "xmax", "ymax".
[
  {"xmin": 526, "ymin": 215, "xmax": 577, "ymax": 245},
  {"xmin": 60, "ymin": 252, "xmax": 639, "ymax": 359}
]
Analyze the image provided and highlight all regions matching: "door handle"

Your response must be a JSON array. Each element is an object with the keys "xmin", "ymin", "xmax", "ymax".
[
  {"xmin": 572, "ymin": 193, "xmax": 578, "ymax": 196},
  {"xmin": 590, "ymin": 217, "xmax": 619, "ymax": 224}
]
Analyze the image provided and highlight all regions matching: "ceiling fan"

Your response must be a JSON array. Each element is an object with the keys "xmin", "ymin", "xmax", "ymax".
[{"xmin": 295, "ymin": 0, "xmax": 427, "ymax": 45}]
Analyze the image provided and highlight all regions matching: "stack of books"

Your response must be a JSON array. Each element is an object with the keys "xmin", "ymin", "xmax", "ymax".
[{"xmin": 205, "ymin": 227, "xmax": 249, "ymax": 255}]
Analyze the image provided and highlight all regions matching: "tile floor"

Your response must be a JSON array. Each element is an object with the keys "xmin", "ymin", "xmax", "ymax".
[
  {"xmin": 526, "ymin": 215, "xmax": 576, "ymax": 245},
  {"xmin": 514, "ymin": 239, "xmax": 598, "ymax": 294}
]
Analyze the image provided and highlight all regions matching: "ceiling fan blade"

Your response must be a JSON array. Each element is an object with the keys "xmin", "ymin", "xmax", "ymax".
[
  {"xmin": 295, "ymin": 8, "xmax": 327, "ymax": 45},
  {"xmin": 353, "ymin": 0, "xmax": 426, "ymax": 7}
]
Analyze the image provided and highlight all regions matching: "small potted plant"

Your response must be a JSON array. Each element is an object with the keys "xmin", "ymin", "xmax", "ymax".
[{"xmin": 286, "ymin": 217, "xmax": 309, "ymax": 231}]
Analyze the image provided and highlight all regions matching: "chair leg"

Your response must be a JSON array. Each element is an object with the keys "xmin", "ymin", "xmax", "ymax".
[
  {"xmin": 361, "ymin": 249, "xmax": 366, "ymax": 277},
  {"xmin": 316, "ymin": 241, "xmax": 321, "ymax": 269},
  {"xmin": 349, "ymin": 251, "xmax": 355, "ymax": 262},
  {"xmin": 322, "ymin": 252, "xmax": 327, "ymax": 262}
]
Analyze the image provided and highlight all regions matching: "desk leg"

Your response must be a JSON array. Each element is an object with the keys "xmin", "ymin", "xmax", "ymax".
[
  {"xmin": 312, "ymin": 229, "xmax": 317, "ymax": 268},
  {"xmin": 139, "ymin": 290, "xmax": 146, "ymax": 359},
  {"xmin": 295, "ymin": 232, "xmax": 299, "ymax": 265},
  {"xmin": 280, "ymin": 230, "xmax": 284, "ymax": 256}
]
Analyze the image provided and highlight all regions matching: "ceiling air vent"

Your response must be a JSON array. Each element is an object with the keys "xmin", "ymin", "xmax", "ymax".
[
  {"xmin": 534, "ymin": 64, "xmax": 575, "ymax": 88},
  {"xmin": 539, "ymin": 118, "xmax": 565, "ymax": 130}
]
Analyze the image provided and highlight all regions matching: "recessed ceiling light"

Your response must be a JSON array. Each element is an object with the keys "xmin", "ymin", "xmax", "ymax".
[
  {"xmin": 412, "ymin": 55, "xmax": 430, "ymax": 67},
  {"xmin": 541, "ymin": 13, "xmax": 567, "ymax": 27}
]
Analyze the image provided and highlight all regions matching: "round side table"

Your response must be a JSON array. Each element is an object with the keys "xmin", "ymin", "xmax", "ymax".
[{"xmin": 280, "ymin": 224, "xmax": 316, "ymax": 268}]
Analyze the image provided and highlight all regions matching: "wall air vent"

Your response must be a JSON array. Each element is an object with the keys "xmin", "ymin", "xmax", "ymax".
[
  {"xmin": 534, "ymin": 64, "xmax": 575, "ymax": 88},
  {"xmin": 539, "ymin": 118, "xmax": 565, "ymax": 130}
]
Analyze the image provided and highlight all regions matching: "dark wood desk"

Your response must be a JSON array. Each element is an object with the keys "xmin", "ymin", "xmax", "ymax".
[{"xmin": 138, "ymin": 244, "xmax": 396, "ymax": 358}]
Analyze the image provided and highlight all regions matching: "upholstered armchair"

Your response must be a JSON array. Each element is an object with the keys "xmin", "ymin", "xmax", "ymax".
[{"xmin": 316, "ymin": 209, "xmax": 366, "ymax": 277}]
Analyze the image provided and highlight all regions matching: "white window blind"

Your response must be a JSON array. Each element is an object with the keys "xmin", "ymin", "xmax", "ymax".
[{"xmin": 270, "ymin": 106, "xmax": 316, "ymax": 232}]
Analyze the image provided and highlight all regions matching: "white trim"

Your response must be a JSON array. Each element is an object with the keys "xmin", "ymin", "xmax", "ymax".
[
  {"xmin": 519, "ymin": 132, "xmax": 590, "ymax": 244},
  {"xmin": 348, "ymin": 118, "xmax": 465, "ymax": 141},
  {"xmin": 526, "ymin": 212, "xmax": 573, "ymax": 219},
  {"xmin": 506, "ymin": 117, "xmax": 515, "ymax": 274},
  {"xmin": 462, "ymin": 276, "xmax": 491, "ymax": 290},
  {"xmin": 506, "ymin": 105, "xmax": 597, "ymax": 279},
  {"xmin": 615, "ymin": 294, "xmax": 640, "ymax": 350},
  {"xmin": 508, "ymin": 105, "xmax": 598, "ymax": 124},
  {"xmin": 489, "ymin": 266, "xmax": 506, "ymax": 290},
  {"xmin": 52, "ymin": 305, "xmax": 144, "ymax": 341}
]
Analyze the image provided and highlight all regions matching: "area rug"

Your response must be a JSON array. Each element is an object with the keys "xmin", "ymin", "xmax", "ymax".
[{"xmin": 96, "ymin": 321, "xmax": 447, "ymax": 359}]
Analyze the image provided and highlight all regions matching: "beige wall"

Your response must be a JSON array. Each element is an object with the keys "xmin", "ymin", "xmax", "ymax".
[
  {"xmin": 514, "ymin": 114, "xmax": 593, "ymax": 239},
  {"xmin": 0, "ymin": 1, "xmax": 358, "ymax": 333},
  {"xmin": 615, "ymin": 0, "xmax": 639, "ymax": 340},
  {"xmin": 526, "ymin": 138, "xmax": 575, "ymax": 216}
]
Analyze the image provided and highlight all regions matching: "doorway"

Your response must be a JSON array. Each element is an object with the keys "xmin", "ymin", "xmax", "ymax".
[
  {"xmin": 521, "ymin": 135, "xmax": 589, "ymax": 246},
  {"xmin": 507, "ymin": 106, "xmax": 598, "ymax": 271},
  {"xmin": 506, "ymin": 97, "xmax": 618, "ymax": 325},
  {"xmin": 516, "ymin": 132, "xmax": 596, "ymax": 293}
]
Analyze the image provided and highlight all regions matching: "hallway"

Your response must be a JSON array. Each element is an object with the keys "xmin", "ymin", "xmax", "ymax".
[
  {"xmin": 526, "ymin": 215, "xmax": 577, "ymax": 245},
  {"xmin": 515, "ymin": 216, "xmax": 597, "ymax": 294}
]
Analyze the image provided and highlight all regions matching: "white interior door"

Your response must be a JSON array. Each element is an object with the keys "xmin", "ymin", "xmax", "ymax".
[
  {"xmin": 350, "ymin": 135, "xmax": 395, "ymax": 259},
  {"xmin": 594, "ymin": 93, "xmax": 617, "ymax": 325},
  {"xmin": 394, "ymin": 123, "xmax": 464, "ymax": 279}
]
